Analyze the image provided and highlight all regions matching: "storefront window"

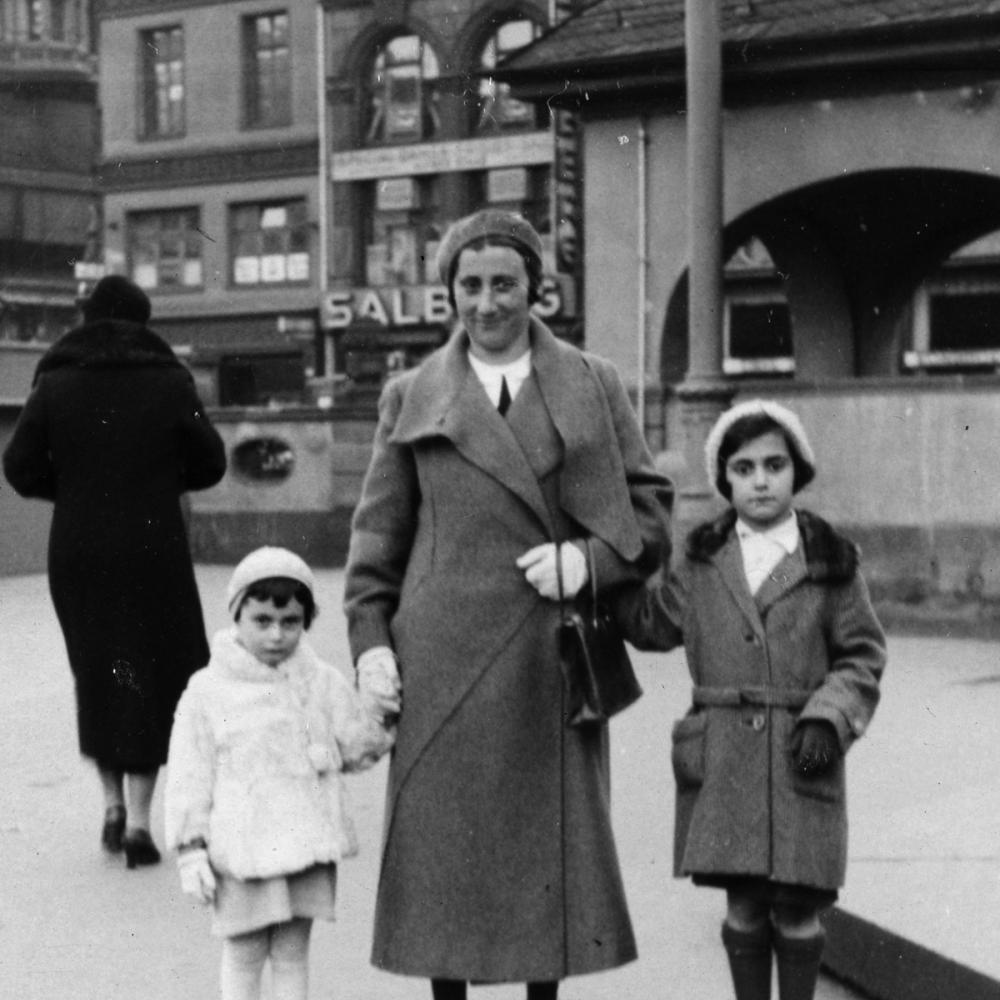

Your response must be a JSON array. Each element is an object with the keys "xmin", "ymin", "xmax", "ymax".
[
  {"xmin": 230, "ymin": 199, "xmax": 310, "ymax": 286},
  {"xmin": 365, "ymin": 176, "xmax": 440, "ymax": 286},
  {"xmin": 365, "ymin": 34, "xmax": 440, "ymax": 145},
  {"xmin": 127, "ymin": 207, "xmax": 203, "ymax": 291},
  {"xmin": 474, "ymin": 19, "xmax": 541, "ymax": 133}
]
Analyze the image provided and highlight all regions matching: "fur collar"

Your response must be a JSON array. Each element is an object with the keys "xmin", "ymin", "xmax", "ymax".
[
  {"xmin": 208, "ymin": 627, "xmax": 319, "ymax": 687},
  {"xmin": 34, "ymin": 319, "xmax": 185, "ymax": 385},
  {"xmin": 686, "ymin": 508, "xmax": 859, "ymax": 583}
]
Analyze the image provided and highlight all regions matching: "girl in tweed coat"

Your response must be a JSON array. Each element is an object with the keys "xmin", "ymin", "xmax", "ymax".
[
  {"xmin": 617, "ymin": 400, "xmax": 886, "ymax": 1000},
  {"xmin": 165, "ymin": 547, "xmax": 396, "ymax": 1000}
]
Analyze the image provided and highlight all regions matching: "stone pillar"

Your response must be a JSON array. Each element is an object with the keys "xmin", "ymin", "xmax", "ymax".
[{"xmin": 673, "ymin": 0, "xmax": 731, "ymax": 537}]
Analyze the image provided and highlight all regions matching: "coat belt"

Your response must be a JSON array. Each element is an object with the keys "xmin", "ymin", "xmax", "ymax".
[{"xmin": 691, "ymin": 685, "xmax": 812, "ymax": 709}]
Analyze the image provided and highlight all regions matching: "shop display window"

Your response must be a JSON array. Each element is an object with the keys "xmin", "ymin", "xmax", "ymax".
[
  {"xmin": 244, "ymin": 11, "xmax": 291, "ymax": 129},
  {"xmin": 140, "ymin": 25, "xmax": 184, "ymax": 139},
  {"xmin": 230, "ymin": 199, "xmax": 310, "ymax": 286},
  {"xmin": 364, "ymin": 176, "xmax": 440, "ymax": 286},
  {"xmin": 474, "ymin": 19, "xmax": 542, "ymax": 133},
  {"xmin": 127, "ymin": 207, "xmax": 203, "ymax": 291},
  {"xmin": 365, "ymin": 34, "xmax": 440, "ymax": 145}
]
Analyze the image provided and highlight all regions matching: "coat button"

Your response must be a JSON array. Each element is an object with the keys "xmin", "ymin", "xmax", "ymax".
[{"xmin": 751, "ymin": 713, "xmax": 766, "ymax": 732}]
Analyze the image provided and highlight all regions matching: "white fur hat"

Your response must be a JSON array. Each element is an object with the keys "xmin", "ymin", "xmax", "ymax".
[
  {"xmin": 704, "ymin": 398, "xmax": 816, "ymax": 497},
  {"xmin": 227, "ymin": 546, "xmax": 315, "ymax": 617}
]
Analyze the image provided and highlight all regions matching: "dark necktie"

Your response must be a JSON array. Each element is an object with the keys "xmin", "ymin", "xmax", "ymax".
[{"xmin": 498, "ymin": 376, "xmax": 512, "ymax": 417}]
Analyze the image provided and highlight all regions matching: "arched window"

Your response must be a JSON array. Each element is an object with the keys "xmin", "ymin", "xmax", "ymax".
[
  {"xmin": 365, "ymin": 34, "xmax": 441, "ymax": 145},
  {"xmin": 474, "ymin": 18, "xmax": 541, "ymax": 133}
]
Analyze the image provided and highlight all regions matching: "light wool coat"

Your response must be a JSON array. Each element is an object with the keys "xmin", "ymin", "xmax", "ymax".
[
  {"xmin": 344, "ymin": 319, "xmax": 672, "ymax": 982},
  {"xmin": 164, "ymin": 629, "xmax": 393, "ymax": 881},
  {"xmin": 618, "ymin": 508, "xmax": 886, "ymax": 891}
]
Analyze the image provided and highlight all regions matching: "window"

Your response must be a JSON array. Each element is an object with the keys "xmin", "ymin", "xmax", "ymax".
[
  {"xmin": 474, "ymin": 19, "xmax": 542, "ymax": 133},
  {"xmin": 364, "ymin": 176, "xmax": 440, "ymax": 285},
  {"xmin": 127, "ymin": 208, "xmax": 203, "ymax": 291},
  {"xmin": 230, "ymin": 200, "xmax": 310, "ymax": 286},
  {"xmin": 365, "ymin": 35, "xmax": 440, "ymax": 145},
  {"xmin": 244, "ymin": 12, "xmax": 291, "ymax": 129},
  {"xmin": 905, "ymin": 230, "xmax": 1000, "ymax": 372},
  {"xmin": 723, "ymin": 238, "xmax": 794, "ymax": 375},
  {"xmin": 140, "ymin": 26, "xmax": 185, "ymax": 138}
]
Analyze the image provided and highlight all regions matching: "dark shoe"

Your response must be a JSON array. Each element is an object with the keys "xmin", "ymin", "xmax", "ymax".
[
  {"xmin": 101, "ymin": 805, "xmax": 126, "ymax": 854},
  {"xmin": 123, "ymin": 828, "xmax": 161, "ymax": 869}
]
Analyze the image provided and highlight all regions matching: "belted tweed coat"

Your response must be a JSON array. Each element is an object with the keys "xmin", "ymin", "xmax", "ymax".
[
  {"xmin": 344, "ymin": 318, "xmax": 671, "ymax": 982},
  {"xmin": 618, "ymin": 508, "xmax": 885, "ymax": 891}
]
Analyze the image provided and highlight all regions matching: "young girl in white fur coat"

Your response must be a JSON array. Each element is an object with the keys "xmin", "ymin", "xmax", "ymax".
[{"xmin": 165, "ymin": 547, "xmax": 399, "ymax": 1000}]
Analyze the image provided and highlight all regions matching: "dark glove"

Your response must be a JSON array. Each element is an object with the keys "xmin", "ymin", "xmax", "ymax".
[{"xmin": 790, "ymin": 720, "xmax": 841, "ymax": 776}]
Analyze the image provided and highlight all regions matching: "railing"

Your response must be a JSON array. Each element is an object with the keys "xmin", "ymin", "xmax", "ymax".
[{"xmin": 0, "ymin": 37, "xmax": 95, "ymax": 77}]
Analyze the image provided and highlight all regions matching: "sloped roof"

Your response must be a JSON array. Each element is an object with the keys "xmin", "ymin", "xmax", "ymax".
[{"xmin": 503, "ymin": 0, "xmax": 1000, "ymax": 76}]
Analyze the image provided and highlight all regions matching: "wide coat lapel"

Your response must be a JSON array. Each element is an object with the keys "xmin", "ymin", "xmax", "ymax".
[
  {"xmin": 711, "ymin": 535, "xmax": 766, "ymax": 642},
  {"xmin": 754, "ymin": 543, "xmax": 808, "ymax": 615},
  {"xmin": 387, "ymin": 327, "xmax": 554, "ymax": 534}
]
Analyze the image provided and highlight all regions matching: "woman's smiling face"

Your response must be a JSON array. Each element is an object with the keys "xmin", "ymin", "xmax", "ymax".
[{"xmin": 453, "ymin": 244, "xmax": 532, "ymax": 364}]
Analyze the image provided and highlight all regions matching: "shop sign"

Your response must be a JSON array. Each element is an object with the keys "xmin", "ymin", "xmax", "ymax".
[{"xmin": 321, "ymin": 277, "xmax": 570, "ymax": 330}]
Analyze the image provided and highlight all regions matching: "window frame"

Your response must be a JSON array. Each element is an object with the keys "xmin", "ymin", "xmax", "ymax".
[
  {"xmin": 363, "ymin": 33, "xmax": 441, "ymax": 146},
  {"xmin": 139, "ymin": 24, "xmax": 186, "ymax": 140},
  {"xmin": 243, "ymin": 10, "xmax": 292, "ymax": 130},
  {"xmin": 228, "ymin": 197, "xmax": 311, "ymax": 289},
  {"xmin": 126, "ymin": 206, "xmax": 204, "ymax": 293}
]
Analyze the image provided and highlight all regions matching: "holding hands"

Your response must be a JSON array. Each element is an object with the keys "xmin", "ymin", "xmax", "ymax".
[
  {"xmin": 357, "ymin": 647, "xmax": 402, "ymax": 720},
  {"xmin": 177, "ymin": 845, "xmax": 216, "ymax": 905},
  {"xmin": 516, "ymin": 541, "xmax": 588, "ymax": 600}
]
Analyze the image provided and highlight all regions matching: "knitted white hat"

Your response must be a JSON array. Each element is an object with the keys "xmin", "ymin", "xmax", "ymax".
[
  {"xmin": 704, "ymin": 398, "xmax": 816, "ymax": 497},
  {"xmin": 226, "ymin": 546, "xmax": 315, "ymax": 617}
]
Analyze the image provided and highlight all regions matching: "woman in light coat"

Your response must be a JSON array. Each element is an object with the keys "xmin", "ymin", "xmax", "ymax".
[{"xmin": 344, "ymin": 210, "xmax": 671, "ymax": 1000}]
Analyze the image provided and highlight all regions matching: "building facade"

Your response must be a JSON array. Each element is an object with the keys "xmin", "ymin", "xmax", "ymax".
[
  {"xmin": 317, "ymin": 0, "xmax": 582, "ymax": 399},
  {"xmin": 96, "ymin": 0, "xmax": 324, "ymax": 406},
  {"xmin": 502, "ymin": 0, "xmax": 1000, "ymax": 601},
  {"xmin": 0, "ymin": 0, "xmax": 98, "ymax": 346}
]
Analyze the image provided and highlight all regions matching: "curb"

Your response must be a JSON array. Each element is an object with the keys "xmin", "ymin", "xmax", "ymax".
[{"xmin": 823, "ymin": 907, "xmax": 1000, "ymax": 1000}]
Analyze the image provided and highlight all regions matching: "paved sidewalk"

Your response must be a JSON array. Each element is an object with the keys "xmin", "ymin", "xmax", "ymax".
[{"xmin": 1, "ymin": 566, "xmax": 995, "ymax": 999}]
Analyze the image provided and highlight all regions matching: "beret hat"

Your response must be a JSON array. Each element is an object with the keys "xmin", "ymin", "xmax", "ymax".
[
  {"xmin": 704, "ymin": 398, "xmax": 816, "ymax": 497},
  {"xmin": 436, "ymin": 209, "xmax": 544, "ymax": 286},
  {"xmin": 227, "ymin": 546, "xmax": 315, "ymax": 617}
]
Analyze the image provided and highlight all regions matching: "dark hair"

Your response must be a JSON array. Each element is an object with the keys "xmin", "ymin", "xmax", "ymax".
[
  {"xmin": 446, "ymin": 234, "xmax": 543, "ymax": 311},
  {"xmin": 715, "ymin": 413, "xmax": 815, "ymax": 500},
  {"xmin": 82, "ymin": 275, "xmax": 152, "ymax": 325},
  {"xmin": 234, "ymin": 577, "xmax": 317, "ymax": 628}
]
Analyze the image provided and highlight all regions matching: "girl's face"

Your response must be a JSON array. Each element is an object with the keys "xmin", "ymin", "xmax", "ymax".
[
  {"xmin": 725, "ymin": 429, "xmax": 795, "ymax": 531},
  {"xmin": 235, "ymin": 595, "xmax": 305, "ymax": 667},
  {"xmin": 453, "ymin": 244, "xmax": 532, "ymax": 364}
]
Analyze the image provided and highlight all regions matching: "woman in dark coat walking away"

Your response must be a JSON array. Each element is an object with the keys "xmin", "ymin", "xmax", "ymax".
[
  {"xmin": 344, "ymin": 209, "xmax": 672, "ymax": 1000},
  {"xmin": 3, "ymin": 275, "xmax": 226, "ymax": 868},
  {"xmin": 617, "ymin": 399, "xmax": 885, "ymax": 1000}
]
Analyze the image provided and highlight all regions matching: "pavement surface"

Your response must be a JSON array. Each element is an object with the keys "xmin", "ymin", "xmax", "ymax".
[{"xmin": 0, "ymin": 565, "xmax": 995, "ymax": 1000}]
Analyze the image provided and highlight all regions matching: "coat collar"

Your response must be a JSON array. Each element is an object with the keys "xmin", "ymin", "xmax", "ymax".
[
  {"xmin": 33, "ymin": 319, "xmax": 185, "ymax": 385},
  {"xmin": 387, "ymin": 317, "xmax": 644, "ymax": 558}
]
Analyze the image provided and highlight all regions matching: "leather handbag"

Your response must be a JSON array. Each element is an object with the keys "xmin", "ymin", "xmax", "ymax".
[{"xmin": 556, "ymin": 539, "xmax": 643, "ymax": 727}]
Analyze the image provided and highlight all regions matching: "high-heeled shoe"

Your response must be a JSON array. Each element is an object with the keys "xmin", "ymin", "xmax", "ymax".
[
  {"xmin": 101, "ymin": 805, "xmax": 126, "ymax": 854},
  {"xmin": 123, "ymin": 828, "xmax": 162, "ymax": 869}
]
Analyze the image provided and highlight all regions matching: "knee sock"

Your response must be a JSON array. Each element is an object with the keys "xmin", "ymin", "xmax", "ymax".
[
  {"xmin": 431, "ymin": 979, "xmax": 467, "ymax": 1000},
  {"xmin": 526, "ymin": 982, "xmax": 558, "ymax": 1000},
  {"xmin": 774, "ymin": 928, "xmax": 826, "ymax": 1000},
  {"xmin": 722, "ymin": 920, "xmax": 773, "ymax": 1000},
  {"xmin": 220, "ymin": 929, "xmax": 269, "ymax": 1000},
  {"xmin": 269, "ymin": 918, "xmax": 312, "ymax": 1000}
]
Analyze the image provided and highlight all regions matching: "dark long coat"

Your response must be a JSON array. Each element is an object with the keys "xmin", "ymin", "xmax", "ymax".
[
  {"xmin": 3, "ymin": 320, "xmax": 226, "ymax": 771},
  {"xmin": 344, "ymin": 319, "xmax": 671, "ymax": 982},
  {"xmin": 618, "ymin": 509, "xmax": 886, "ymax": 891}
]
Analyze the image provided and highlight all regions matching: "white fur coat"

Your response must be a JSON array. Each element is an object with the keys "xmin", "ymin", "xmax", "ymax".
[{"xmin": 164, "ymin": 628, "xmax": 394, "ymax": 880}]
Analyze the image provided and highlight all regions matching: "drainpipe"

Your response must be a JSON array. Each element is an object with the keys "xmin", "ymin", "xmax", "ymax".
[
  {"xmin": 315, "ymin": 2, "xmax": 333, "ymax": 380},
  {"xmin": 636, "ymin": 115, "xmax": 648, "ymax": 433}
]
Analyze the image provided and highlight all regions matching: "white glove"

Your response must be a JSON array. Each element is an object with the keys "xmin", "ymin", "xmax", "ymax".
[
  {"xmin": 177, "ymin": 846, "xmax": 216, "ymax": 905},
  {"xmin": 357, "ymin": 646, "xmax": 402, "ymax": 719},
  {"xmin": 516, "ymin": 541, "xmax": 589, "ymax": 601}
]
